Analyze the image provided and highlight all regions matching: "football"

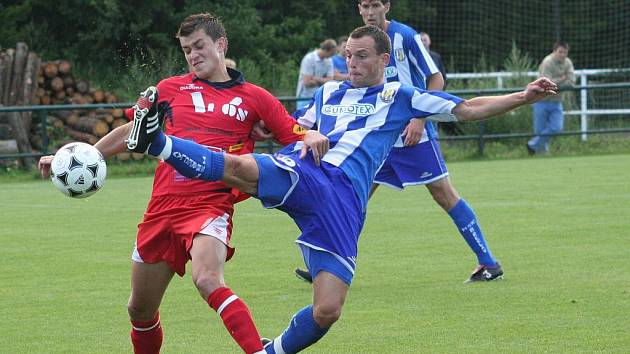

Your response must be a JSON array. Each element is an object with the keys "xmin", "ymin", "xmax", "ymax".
[{"xmin": 50, "ymin": 142, "xmax": 107, "ymax": 198}]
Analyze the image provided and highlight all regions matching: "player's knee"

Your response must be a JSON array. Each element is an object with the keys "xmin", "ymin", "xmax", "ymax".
[
  {"xmin": 312, "ymin": 303, "xmax": 342, "ymax": 328},
  {"xmin": 226, "ymin": 155, "xmax": 250, "ymax": 175},
  {"xmin": 127, "ymin": 301, "xmax": 156, "ymax": 322},
  {"xmin": 192, "ymin": 271, "xmax": 224, "ymax": 297},
  {"xmin": 224, "ymin": 155, "xmax": 258, "ymax": 194},
  {"xmin": 428, "ymin": 183, "xmax": 459, "ymax": 210}
]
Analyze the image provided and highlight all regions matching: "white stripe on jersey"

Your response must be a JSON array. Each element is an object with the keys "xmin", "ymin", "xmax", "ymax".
[
  {"xmin": 391, "ymin": 33, "xmax": 413, "ymax": 86},
  {"xmin": 296, "ymin": 81, "xmax": 343, "ymax": 129},
  {"xmin": 412, "ymin": 33, "xmax": 439, "ymax": 80},
  {"xmin": 297, "ymin": 81, "xmax": 461, "ymax": 207},
  {"xmin": 330, "ymin": 86, "xmax": 369, "ymax": 135},
  {"xmin": 322, "ymin": 85, "xmax": 396, "ymax": 167},
  {"xmin": 411, "ymin": 91, "xmax": 459, "ymax": 114}
]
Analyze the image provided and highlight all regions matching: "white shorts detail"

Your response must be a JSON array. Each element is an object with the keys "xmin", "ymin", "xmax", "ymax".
[{"xmin": 199, "ymin": 213, "xmax": 230, "ymax": 245}]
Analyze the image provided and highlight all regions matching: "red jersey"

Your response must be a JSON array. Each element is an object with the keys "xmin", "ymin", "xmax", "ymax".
[{"xmin": 128, "ymin": 70, "xmax": 305, "ymax": 197}]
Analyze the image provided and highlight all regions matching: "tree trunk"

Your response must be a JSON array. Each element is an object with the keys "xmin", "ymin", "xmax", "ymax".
[
  {"xmin": 6, "ymin": 43, "xmax": 35, "ymax": 168},
  {"xmin": 1, "ymin": 49, "xmax": 14, "ymax": 105},
  {"xmin": 22, "ymin": 52, "xmax": 41, "ymax": 133}
]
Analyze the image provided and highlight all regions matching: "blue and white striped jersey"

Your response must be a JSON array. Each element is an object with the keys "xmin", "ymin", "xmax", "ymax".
[
  {"xmin": 295, "ymin": 81, "xmax": 463, "ymax": 208},
  {"xmin": 386, "ymin": 20, "xmax": 441, "ymax": 145}
]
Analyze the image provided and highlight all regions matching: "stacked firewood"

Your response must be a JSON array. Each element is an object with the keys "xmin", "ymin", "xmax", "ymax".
[
  {"xmin": 35, "ymin": 60, "xmax": 124, "ymax": 141},
  {"xmin": 35, "ymin": 60, "xmax": 120, "ymax": 106},
  {"xmin": 0, "ymin": 43, "xmax": 144, "ymax": 164}
]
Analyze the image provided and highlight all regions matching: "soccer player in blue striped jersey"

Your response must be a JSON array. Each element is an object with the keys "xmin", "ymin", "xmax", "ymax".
[
  {"xmin": 355, "ymin": 0, "xmax": 505, "ymax": 283},
  {"xmin": 133, "ymin": 25, "xmax": 557, "ymax": 353}
]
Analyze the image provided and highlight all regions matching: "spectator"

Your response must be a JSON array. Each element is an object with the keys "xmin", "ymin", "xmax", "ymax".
[
  {"xmin": 527, "ymin": 41, "xmax": 575, "ymax": 155},
  {"xmin": 420, "ymin": 32, "xmax": 447, "ymax": 88},
  {"xmin": 295, "ymin": 39, "xmax": 336, "ymax": 108},
  {"xmin": 420, "ymin": 31, "xmax": 462, "ymax": 135},
  {"xmin": 332, "ymin": 36, "xmax": 349, "ymax": 81}
]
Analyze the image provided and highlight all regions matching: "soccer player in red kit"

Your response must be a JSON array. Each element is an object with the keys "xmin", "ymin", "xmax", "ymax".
[{"xmin": 38, "ymin": 13, "xmax": 305, "ymax": 354}]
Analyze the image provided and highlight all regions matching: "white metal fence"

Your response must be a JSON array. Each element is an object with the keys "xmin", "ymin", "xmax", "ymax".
[{"xmin": 448, "ymin": 68, "xmax": 630, "ymax": 140}]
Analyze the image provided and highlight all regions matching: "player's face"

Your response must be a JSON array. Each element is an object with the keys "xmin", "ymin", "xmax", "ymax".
[
  {"xmin": 346, "ymin": 35, "xmax": 389, "ymax": 88},
  {"xmin": 180, "ymin": 29, "xmax": 227, "ymax": 80},
  {"xmin": 421, "ymin": 33, "xmax": 431, "ymax": 49},
  {"xmin": 358, "ymin": 0, "xmax": 390, "ymax": 29},
  {"xmin": 553, "ymin": 46, "xmax": 569, "ymax": 61}
]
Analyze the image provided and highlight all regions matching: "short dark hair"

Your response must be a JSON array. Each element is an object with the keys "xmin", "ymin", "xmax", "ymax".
[
  {"xmin": 320, "ymin": 39, "xmax": 337, "ymax": 51},
  {"xmin": 350, "ymin": 25, "xmax": 391, "ymax": 55},
  {"xmin": 553, "ymin": 40, "xmax": 569, "ymax": 51},
  {"xmin": 357, "ymin": 0, "xmax": 390, "ymax": 4},
  {"xmin": 337, "ymin": 35, "xmax": 349, "ymax": 44},
  {"xmin": 177, "ymin": 13, "xmax": 226, "ymax": 41}
]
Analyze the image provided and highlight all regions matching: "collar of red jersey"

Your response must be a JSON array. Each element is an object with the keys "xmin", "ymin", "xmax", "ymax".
[{"xmin": 193, "ymin": 67, "xmax": 245, "ymax": 89}]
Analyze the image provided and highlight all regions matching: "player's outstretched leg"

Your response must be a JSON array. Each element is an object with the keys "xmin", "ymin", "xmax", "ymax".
[
  {"xmin": 129, "ymin": 103, "xmax": 226, "ymax": 182},
  {"xmin": 127, "ymin": 86, "xmax": 162, "ymax": 153},
  {"xmin": 264, "ymin": 305, "xmax": 328, "ymax": 354}
]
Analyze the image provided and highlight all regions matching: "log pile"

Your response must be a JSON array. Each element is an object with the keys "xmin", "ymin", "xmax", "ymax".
[
  {"xmin": 34, "ymin": 60, "xmax": 132, "ymax": 154},
  {"xmin": 1, "ymin": 43, "xmax": 142, "ymax": 165}
]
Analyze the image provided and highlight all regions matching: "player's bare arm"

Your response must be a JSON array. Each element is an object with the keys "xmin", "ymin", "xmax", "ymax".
[
  {"xmin": 453, "ymin": 77, "xmax": 557, "ymax": 121},
  {"xmin": 94, "ymin": 122, "xmax": 133, "ymax": 158},
  {"xmin": 38, "ymin": 122, "xmax": 132, "ymax": 178},
  {"xmin": 427, "ymin": 72, "xmax": 445, "ymax": 91}
]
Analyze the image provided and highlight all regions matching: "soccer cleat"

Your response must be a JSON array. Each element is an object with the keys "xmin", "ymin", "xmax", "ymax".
[
  {"xmin": 261, "ymin": 337, "xmax": 272, "ymax": 348},
  {"xmin": 294, "ymin": 268, "xmax": 313, "ymax": 283},
  {"xmin": 126, "ymin": 86, "xmax": 161, "ymax": 153},
  {"xmin": 464, "ymin": 263, "xmax": 504, "ymax": 283}
]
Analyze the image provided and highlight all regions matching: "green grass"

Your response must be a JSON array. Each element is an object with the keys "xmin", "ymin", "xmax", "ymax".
[{"xmin": 1, "ymin": 154, "xmax": 629, "ymax": 353}]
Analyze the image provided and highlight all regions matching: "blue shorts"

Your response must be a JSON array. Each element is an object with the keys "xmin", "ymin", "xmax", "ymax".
[
  {"xmin": 374, "ymin": 139, "xmax": 448, "ymax": 189},
  {"xmin": 299, "ymin": 244, "xmax": 354, "ymax": 285},
  {"xmin": 253, "ymin": 148, "xmax": 364, "ymax": 276}
]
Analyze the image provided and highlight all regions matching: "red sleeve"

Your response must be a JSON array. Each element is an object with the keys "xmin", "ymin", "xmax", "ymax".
[
  {"xmin": 124, "ymin": 108, "xmax": 133, "ymax": 121},
  {"xmin": 254, "ymin": 86, "xmax": 306, "ymax": 146}
]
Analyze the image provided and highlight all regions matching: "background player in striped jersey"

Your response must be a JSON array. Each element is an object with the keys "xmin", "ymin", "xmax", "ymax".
[
  {"xmin": 129, "ymin": 25, "xmax": 557, "ymax": 353},
  {"xmin": 39, "ymin": 13, "xmax": 306, "ymax": 354},
  {"xmin": 359, "ymin": 0, "xmax": 504, "ymax": 283},
  {"xmin": 296, "ymin": 0, "xmax": 501, "ymax": 284}
]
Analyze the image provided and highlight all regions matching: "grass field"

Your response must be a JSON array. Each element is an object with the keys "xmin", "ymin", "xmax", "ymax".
[{"xmin": 1, "ymin": 154, "xmax": 629, "ymax": 353}]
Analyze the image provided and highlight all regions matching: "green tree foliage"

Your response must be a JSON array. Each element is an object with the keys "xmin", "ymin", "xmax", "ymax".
[{"xmin": 0, "ymin": 0, "xmax": 627, "ymax": 95}]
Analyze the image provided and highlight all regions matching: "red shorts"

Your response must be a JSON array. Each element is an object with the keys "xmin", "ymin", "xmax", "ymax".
[{"xmin": 132, "ymin": 192, "xmax": 236, "ymax": 276}]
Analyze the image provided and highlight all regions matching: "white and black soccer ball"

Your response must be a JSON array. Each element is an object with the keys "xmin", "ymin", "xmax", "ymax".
[{"xmin": 50, "ymin": 142, "xmax": 107, "ymax": 198}]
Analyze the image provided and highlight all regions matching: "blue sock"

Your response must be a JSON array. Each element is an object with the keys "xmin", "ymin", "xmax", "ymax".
[
  {"xmin": 448, "ymin": 199, "xmax": 497, "ymax": 266},
  {"xmin": 158, "ymin": 135, "xmax": 224, "ymax": 181},
  {"xmin": 147, "ymin": 130, "xmax": 167, "ymax": 156},
  {"xmin": 265, "ymin": 305, "xmax": 328, "ymax": 354}
]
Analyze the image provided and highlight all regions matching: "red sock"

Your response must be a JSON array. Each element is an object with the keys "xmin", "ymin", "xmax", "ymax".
[
  {"xmin": 208, "ymin": 287, "xmax": 263, "ymax": 354},
  {"xmin": 130, "ymin": 312, "xmax": 163, "ymax": 354}
]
